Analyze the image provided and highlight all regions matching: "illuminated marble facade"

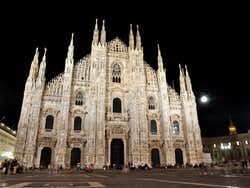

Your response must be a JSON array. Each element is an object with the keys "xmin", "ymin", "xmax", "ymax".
[{"xmin": 15, "ymin": 20, "xmax": 203, "ymax": 168}]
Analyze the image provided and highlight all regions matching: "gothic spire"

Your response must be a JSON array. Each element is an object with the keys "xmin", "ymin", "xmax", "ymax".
[
  {"xmin": 37, "ymin": 48, "xmax": 47, "ymax": 81},
  {"xmin": 136, "ymin": 24, "xmax": 141, "ymax": 50},
  {"xmin": 129, "ymin": 24, "xmax": 134, "ymax": 49},
  {"xmin": 28, "ymin": 47, "xmax": 39, "ymax": 80},
  {"xmin": 92, "ymin": 19, "xmax": 99, "ymax": 45},
  {"xmin": 33, "ymin": 47, "xmax": 39, "ymax": 62},
  {"xmin": 185, "ymin": 65, "xmax": 193, "ymax": 93},
  {"xmin": 179, "ymin": 64, "xmax": 186, "ymax": 93},
  {"xmin": 42, "ymin": 48, "xmax": 47, "ymax": 62},
  {"xmin": 100, "ymin": 20, "xmax": 106, "ymax": 46},
  {"xmin": 67, "ymin": 33, "xmax": 74, "ymax": 59},
  {"xmin": 157, "ymin": 44, "xmax": 163, "ymax": 71}
]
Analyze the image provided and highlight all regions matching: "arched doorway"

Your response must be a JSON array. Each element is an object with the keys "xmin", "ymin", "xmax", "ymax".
[
  {"xmin": 70, "ymin": 148, "xmax": 81, "ymax": 167},
  {"xmin": 175, "ymin": 148, "xmax": 183, "ymax": 165},
  {"xmin": 111, "ymin": 139, "xmax": 124, "ymax": 167},
  {"xmin": 40, "ymin": 147, "xmax": 52, "ymax": 168},
  {"xmin": 151, "ymin": 148, "xmax": 160, "ymax": 167}
]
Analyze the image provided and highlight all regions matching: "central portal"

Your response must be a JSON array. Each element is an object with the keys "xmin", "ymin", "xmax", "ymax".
[{"xmin": 111, "ymin": 139, "xmax": 124, "ymax": 167}]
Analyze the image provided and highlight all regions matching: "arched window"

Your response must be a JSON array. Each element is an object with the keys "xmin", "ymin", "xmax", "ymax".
[
  {"xmin": 150, "ymin": 120, "xmax": 157, "ymax": 135},
  {"xmin": 75, "ymin": 91, "xmax": 84, "ymax": 106},
  {"xmin": 45, "ymin": 115, "xmax": 54, "ymax": 130},
  {"xmin": 74, "ymin": 116, "xmax": 82, "ymax": 131},
  {"xmin": 148, "ymin": 96, "xmax": 155, "ymax": 110},
  {"xmin": 173, "ymin": 121, "xmax": 180, "ymax": 135},
  {"xmin": 112, "ymin": 63, "xmax": 121, "ymax": 83},
  {"xmin": 113, "ymin": 98, "xmax": 122, "ymax": 113}
]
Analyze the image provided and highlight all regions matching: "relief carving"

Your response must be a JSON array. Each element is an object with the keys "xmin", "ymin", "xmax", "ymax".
[{"xmin": 112, "ymin": 127, "xmax": 123, "ymax": 134}]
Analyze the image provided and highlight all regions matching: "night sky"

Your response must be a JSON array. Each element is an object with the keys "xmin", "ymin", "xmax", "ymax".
[{"xmin": 1, "ymin": 2, "xmax": 250, "ymax": 137}]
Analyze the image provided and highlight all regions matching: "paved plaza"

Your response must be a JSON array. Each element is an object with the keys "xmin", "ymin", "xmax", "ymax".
[{"xmin": 1, "ymin": 169, "xmax": 250, "ymax": 188}]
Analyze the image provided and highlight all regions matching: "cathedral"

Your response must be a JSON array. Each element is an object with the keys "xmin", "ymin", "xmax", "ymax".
[{"xmin": 15, "ymin": 20, "xmax": 203, "ymax": 169}]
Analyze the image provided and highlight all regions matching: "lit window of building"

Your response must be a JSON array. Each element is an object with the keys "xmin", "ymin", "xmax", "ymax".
[
  {"xmin": 0, "ymin": 123, "xmax": 16, "ymax": 160},
  {"xmin": 220, "ymin": 143, "xmax": 231, "ymax": 150},
  {"xmin": 236, "ymin": 141, "xmax": 240, "ymax": 146}
]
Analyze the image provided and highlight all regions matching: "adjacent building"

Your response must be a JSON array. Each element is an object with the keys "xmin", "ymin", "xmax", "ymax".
[
  {"xmin": 15, "ymin": 20, "xmax": 203, "ymax": 168},
  {"xmin": 202, "ymin": 120, "xmax": 250, "ymax": 163},
  {"xmin": 0, "ymin": 123, "xmax": 16, "ymax": 162}
]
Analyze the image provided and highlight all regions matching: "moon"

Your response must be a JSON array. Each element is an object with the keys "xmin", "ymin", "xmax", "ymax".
[{"xmin": 200, "ymin": 96, "xmax": 209, "ymax": 103}]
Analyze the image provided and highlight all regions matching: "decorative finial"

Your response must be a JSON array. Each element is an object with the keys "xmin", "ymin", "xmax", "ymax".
[
  {"xmin": 179, "ymin": 64, "xmax": 184, "ymax": 75},
  {"xmin": 33, "ymin": 47, "xmax": 39, "ymax": 61},
  {"xmin": 102, "ymin": 20, "xmax": 105, "ymax": 28},
  {"xmin": 95, "ymin": 18, "xmax": 98, "ymax": 29},
  {"xmin": 157, "ymin": 44, "xmax": 161, "ymax": 56},
  {"xmin": 100, "ymin": 20, "xmax": 106, "ymax": 45},
  {"xmin": 42, "ymin": 48, "xmax": 47, "ymax": 61},
  {"xmin": 136, "ymin": 24, "xmax": 141, "ymax": 49},
  {"xmin": 185, "ymin": 64, "xmax": 190, "ymax": 76},
  {"xmin": 70, "ymin": 33, "xmax": 74, "ymax": 46},
  {"xmin": 129, "ymin": 24, "xmax": 134, "ymax": 49},
  {"xmin": 92, "ymin": 19, "xmax": 99, "ymax": 45}
]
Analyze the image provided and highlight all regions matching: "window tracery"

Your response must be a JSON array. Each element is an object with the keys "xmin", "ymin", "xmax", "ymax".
[
  {"xmin": 112, "ymin": 63, "xmax": 121, "ymax": 83},
  {"xmin": 150, "ymin": 120, "xmax": 157, "ymax": 134},
  {"xmin": 75, "ymin": 91, "xmax": 85, "ymax": 105},
  {"xmin": 148, "ymin": 96, "xmax": 156, "ymax": 110},
  {"xmin": 173, "ymin": 120, "xmax": 180, "ymax": 135}
]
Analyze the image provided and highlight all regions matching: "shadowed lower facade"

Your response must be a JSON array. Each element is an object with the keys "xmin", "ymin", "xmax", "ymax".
[{"xmin": 15, "ymin": 20, "xmax": 203, "ymax": 168}]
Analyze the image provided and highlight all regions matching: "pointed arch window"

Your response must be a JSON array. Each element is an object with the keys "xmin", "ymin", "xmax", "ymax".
[
  {"xmin": 173, "ymin": 121, "xmax": 180, "ymax": 135},
  {"xmin": 45, "ymin": 115, "xmax": 54, "ymax": 130},
  {"xmin": 148, "ymin": 96, "xmax": 156, "ymax": 110},
  {"xmin": 112, "ymin": 63, "xmax": 121, "ymax": 83},
  {"xmin": 74, "ymin": 116, "xmax": 82, "ymax": 131},
  {"xmin": 113, "ymin": 98, "xmax": 122, "ymax": 113},
  {"xmin": 75, "ymin": 91, "xmax": 84, "ymax": 106},
  {"xmin": 150, "ymin": 120, "xmax": 157, "ymax": 135}
]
